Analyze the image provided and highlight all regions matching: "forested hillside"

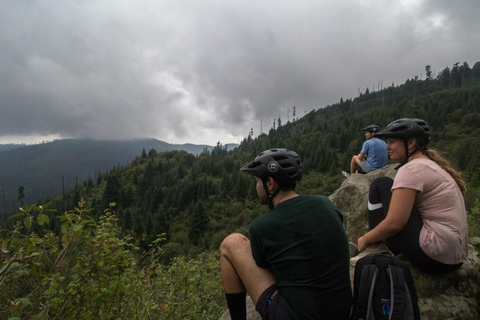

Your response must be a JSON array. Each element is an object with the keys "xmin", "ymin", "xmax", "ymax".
[
  {"xmin": 1, "ymin": 61, "xmax": 480, "ymax": 319},
  {"xmin": 0, "ymin": 139, "xmax": 237, "ymax": 218}
]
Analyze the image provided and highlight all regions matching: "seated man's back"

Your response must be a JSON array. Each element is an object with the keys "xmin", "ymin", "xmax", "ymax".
[
  {"xmin": 362, "ymin": 137, "xmax": 388, "ymax": 171},
  {"xmin": 250, "ymin": 195, "xmax": 352, "ymax": 319}
]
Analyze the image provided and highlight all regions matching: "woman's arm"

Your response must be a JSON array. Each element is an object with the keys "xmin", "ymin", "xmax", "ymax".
[{"xmin": 357, "ymin": 187, "xmax": 416, "ymax": 252}]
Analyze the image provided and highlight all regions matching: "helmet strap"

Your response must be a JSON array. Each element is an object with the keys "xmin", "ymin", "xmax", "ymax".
[
  {"xmin": 262, "ymin": 178, "xmax": 281, "ymax": 209},
  {"xmin": 395, "ymin": 139, "xmax": 420, "ymax": 170}
]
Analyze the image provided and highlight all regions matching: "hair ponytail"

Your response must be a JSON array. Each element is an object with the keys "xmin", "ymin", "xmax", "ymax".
[{"xmin": 424, "ymin": 149, "xmax": 467, "ymax": 194}]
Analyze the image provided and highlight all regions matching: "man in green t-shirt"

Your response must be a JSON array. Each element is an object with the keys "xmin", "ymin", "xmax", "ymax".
[{"xmin": 220, "ymin": 148, "xmax": 352, "ymax": 320}]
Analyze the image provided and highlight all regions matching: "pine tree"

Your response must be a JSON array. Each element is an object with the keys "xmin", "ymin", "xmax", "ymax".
[
  {"xmin": 17, "ymin": 186, "xmax": 25, "ymax": 206},
  {"xmin": 189, "ymin": 202, "xmax": 209, "ymax": 245},
  {"xmin": 425, "ymin": 65, "xmax": 432, "ymax": 80}
]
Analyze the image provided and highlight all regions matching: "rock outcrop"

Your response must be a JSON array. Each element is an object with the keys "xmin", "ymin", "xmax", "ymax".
[
  {"xmin": 219, "ymin": 165, "xmax": 480, "ymax": 319},
  {"xmin": 329, "ymin": 164, "xmax": 398, "ymax": 243}
]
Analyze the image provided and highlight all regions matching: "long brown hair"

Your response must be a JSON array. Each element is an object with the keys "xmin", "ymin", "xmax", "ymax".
[{"xmin": 423, "ymin": 148, "xmax": 467, "ymax": 195}]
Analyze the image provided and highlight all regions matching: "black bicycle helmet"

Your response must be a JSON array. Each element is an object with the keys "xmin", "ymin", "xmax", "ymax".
[
  {"xmin": 375, "ymin": 118, "xmax": 431, "ymax": 146},
  {"xmin": 240, "ymin": 148, "xmax": 303, "ymax": 187},
  {"xmin": 362, "ymin": 124, "xmax": 380, "ymax": 133},
  {"xmin": 376, "ymin": 118, "xmax": 431, "ymax": 169}
]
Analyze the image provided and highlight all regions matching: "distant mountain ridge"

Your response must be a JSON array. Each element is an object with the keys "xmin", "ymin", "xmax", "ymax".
[
  {"xmin": 0, "ymin": 138, "xmax": 237, "ymax": 214},
  {"xmin": 0, "ymin": 144, "xmax": 24, "ymax": 152}
]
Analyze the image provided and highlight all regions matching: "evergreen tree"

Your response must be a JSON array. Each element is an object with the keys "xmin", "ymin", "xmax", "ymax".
[
  {"xmin": 17, "ymin": 186, "xmax": 25, "ymax": 206},
  {"xmin": 87, "ymin": 177, "xmax": 94, "ymax": 190},
  {"xmin": 468, "ymin": 149, "xmax": 480, "ymax": 188},
  {"xmin": 248, "ymin": 128, "xmax": 254, "ymax": 141},
  {"xmin": 438, "ymin": 66, "xmax": 451, "ymax": 87},
  {"xmin": 148, "ymin": 148, "xmax": 157, "ymax": 158},
  {"xmin": 153, "ymin": 205, "xmax": 169, "ymax": 238},
  {"xmin": 122, "ymin": 210, "xmax": 133, "ymax": 232},
  {"xmin": 451, "ymin": 62, "xmax": 463, "ymax": 87},
  {"xmin": 103, "ymin": 174, "xmax": 121, "ymax": 208},
  {"xmin": 145, "ymin": 210, "xmax": 153, "ymax": 238},
  {"xmin": 189, "ymin": 202, "xmax": 209, "ymax": 245},
  {"xmin": 96, "ymin": 171, "xmax": 102, "ymax": 186},
  {"xmin": 425, "ymin": 65, "xmax": 432, "ymax": 80},
  {"xmin": 472, "ymin": 62, "xmax": 480, "ymax": 78}
]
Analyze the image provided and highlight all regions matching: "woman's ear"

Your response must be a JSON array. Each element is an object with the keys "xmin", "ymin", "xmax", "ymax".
[{"xmin": 407, "ymin": 138, "xmax": 418, "ymax": 152}]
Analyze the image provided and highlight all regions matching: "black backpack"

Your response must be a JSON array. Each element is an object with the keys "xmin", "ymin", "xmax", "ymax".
[{"xmin": 350, "ymin": 253, "xmax": 420, "ymax": 320}]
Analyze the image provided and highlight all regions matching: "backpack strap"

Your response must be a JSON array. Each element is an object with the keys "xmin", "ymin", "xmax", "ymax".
[
  {"xmin": 352, "ymin": 253, "xmax": 419, "ymax": 320},
  {"xmin": 387, "ymin": 265, "xmax": 413, "ymax": 320},
  {"xmin": 358, "ymin": 264, "xmax": 378, "ymax": 320}
]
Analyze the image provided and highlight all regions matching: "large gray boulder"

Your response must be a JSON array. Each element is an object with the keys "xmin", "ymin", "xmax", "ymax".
[
  {"xmin": 219, "ymin": 165, "xmax": 480, "ymax": 319},
  {"xmin": 329, "ymin": 164, "xmax": 398, "ymax": 242}
]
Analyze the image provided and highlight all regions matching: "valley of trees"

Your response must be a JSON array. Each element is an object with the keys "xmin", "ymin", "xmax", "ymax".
[
  {"xmin": 1, "ymin": 61, "xmax": 480, "ymax": 319},
  {"xmin": 0, "ymin": 139, "xmax": 235, "ymax": 215}
]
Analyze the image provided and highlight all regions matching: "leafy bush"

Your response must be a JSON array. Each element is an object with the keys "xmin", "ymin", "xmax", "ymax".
[{"xmin": 0, "ymin": 201, "xmax": 225, "ymax": 320}]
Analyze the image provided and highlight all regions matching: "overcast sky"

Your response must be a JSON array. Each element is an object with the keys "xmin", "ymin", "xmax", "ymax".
[{"xmin": 0, "ymin": 0, "xmax": 479, "ymax": 146}]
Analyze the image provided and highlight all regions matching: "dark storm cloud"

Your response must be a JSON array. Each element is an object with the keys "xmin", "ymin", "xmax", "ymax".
[{"xmin": 0, "ymin": 0, "xmax": 479, "ymax": 144}]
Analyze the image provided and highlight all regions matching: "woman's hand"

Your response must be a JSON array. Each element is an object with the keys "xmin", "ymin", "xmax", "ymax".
[{"xmin": 357, "ymin": 235, "xmax": 368, "ymax": 253}]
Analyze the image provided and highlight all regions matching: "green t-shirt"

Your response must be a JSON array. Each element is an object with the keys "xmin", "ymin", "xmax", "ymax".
[{"xmin": 249, "ymin": 195, "xmax": 352, "ymax": 320}]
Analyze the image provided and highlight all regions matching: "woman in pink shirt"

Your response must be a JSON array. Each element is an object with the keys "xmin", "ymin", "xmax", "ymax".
[{"xmin": 357, "ymin": 118, "xmax": 468, "ymax": 273}]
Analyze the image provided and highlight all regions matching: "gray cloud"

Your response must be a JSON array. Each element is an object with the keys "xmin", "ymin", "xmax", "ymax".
[{"xmin": 0, "ymin": 0, "xmax": 479, "ymax": 145}]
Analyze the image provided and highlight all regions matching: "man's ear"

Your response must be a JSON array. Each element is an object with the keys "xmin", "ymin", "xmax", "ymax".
[{"xmin": 266, "ymin": 176, "xmax": 277, "ymax": 191}]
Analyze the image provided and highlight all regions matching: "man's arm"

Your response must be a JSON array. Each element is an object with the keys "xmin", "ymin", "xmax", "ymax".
[
  {"xmin": 350, "ymin": 150, "xmax": 367, "ymax": 173},
  {"xmin": 356, "ymin": 152, "xmax": 366, "ymax": 161}
]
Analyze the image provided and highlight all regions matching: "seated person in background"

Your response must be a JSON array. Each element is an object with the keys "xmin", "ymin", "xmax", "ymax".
[
  {"xmin": 220, "ymin": 148, "xmax": 352, "ymax": 320},
  {"xmin": 343, "ymin": 124, "xmax": 388, "ymax": 177},
  {"xmin": 357, "ymin": 118, "xmax": 468, "ymax": 273}
]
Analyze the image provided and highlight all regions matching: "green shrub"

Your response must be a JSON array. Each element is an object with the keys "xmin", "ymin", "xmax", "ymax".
[{"xmin": 0, "ymin": 201, "xmax": 225, "ymax": 320}]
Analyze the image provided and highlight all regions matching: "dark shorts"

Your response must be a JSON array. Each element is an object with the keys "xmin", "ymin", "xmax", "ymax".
[{"xmin": 256, "ymin": 284, "xmax": 295, "ymax": 320}]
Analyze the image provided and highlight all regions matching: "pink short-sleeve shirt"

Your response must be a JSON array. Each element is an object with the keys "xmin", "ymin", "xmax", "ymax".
[{"xmin": 392, "ymin": 158, "xmax": 468, "ymax": 264}]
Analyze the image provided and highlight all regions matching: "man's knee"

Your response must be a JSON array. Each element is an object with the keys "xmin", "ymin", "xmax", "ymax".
[{"xmin": 220, "ymin": 233, "xmax": 250, "ymax": 256}]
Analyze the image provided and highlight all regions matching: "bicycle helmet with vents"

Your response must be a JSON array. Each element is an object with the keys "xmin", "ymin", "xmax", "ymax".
[
  {"xmin": 362, "ymin": 124, "xmax": 380, "ymax": 133},
  {"xmin": 375, "ymin": 118, "xmax": 431, "ymax": 146},
  {"xmin": 375, "ymin": 118, "xmax": 431, "ymax": 169},
  {"xmin": 240, "ymin": 148, "xmax": 303, "ymax": 187}
]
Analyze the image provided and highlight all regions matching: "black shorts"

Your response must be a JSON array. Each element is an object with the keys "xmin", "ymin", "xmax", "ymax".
[{"xmin": 256, "ymin": 284, "xmax": 295, "ymax": 320}]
